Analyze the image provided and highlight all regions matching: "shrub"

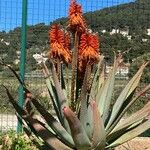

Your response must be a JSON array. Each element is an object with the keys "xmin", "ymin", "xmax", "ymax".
[{"xmin": 0, "ymin": 130, "xmax": 38, "ymax": 150}]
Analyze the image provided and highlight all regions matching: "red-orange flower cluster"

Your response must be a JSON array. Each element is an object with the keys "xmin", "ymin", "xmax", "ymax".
[
  {"xmin": 68, "ymin": 0, "xmax": 86, "ymax": 33},
  {"xmin": 78, "ymin": 32, "xmax": 100, "ymax": 71},
  {"xmin": 49, "ymin": 24, "xmax": 71, "ymax": 64}
]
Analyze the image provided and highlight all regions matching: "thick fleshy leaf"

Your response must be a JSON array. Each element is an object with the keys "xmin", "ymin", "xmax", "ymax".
[
  {"xmin": 17, "ymin": 115, "xmax": 43, "ymax": 149},
  {"xmin": 107, "ymin": 118, "xmax": 150, "ymax": 148},
  {"xmin": 96, "ymin": 55, "xmax": 121, "ymax": 121},
  {"xmin": 23, "ymin": 124, "xmax": 32, "ymax": 137},
  {"xmin": 63, "ymin": 106, "xmax": 91, "ymax": 150},
  {"xmin": 23, "ymin": 125, "xmax": 42, "ymax": 150},
  {"xmin": 50, "ymin": 62, "xmax": 66, "ymax": 108},
  {"xmin": 31, "ymin": 97, "xmax": 75, "ymax": 148},
  {"xmin": 3, "ymin": 62, "xmax": 62, "ymax": 125},
  {"xmin": 49, "ymin": 61, "xmax": 70, "ymax": 132},
  {"xmin": 106, "ymin": 62, "xmax": 148, "ymax": 130},
  {"xmin": 80, "ymin": 64, "xmax": 93, "ymax": 139},
  {"xmin": 26, "ymin": 116, "xmax": 71, "ymax": 150},
  {"xmin": 107, "ymin": 101, "xmax": 150, "ymax": 141},
  {"xmin": 0, "ymin": 63, "xmax": 25, "ymax": 86},
  {"xmin": 41, "ymin": 63, "xmax": 70, "ymax": 131},
  {"xmin": 89, "ymin": 56, "xmax": 104, "ymax": 102},
  {"xmin": 97, "ymin": 63, "xmax": 105, "ymax": 94},
  {"xmin": 4, "ymin": 85, "xmax": 70, "ymax": 149},
  {"xmin": 91, "ymin": 101, "xmax": 105, "ymax": 150},
  {"xmin": 46, "ymin": 77, "xmax": 63, "ymax": 123},
  {"xmin": 3, "ymin": 85, "xmax": 27, "ymax": 117},
  {"xmin": 106, "ymin": 84, "xmax": 150, "ymax": 135}
]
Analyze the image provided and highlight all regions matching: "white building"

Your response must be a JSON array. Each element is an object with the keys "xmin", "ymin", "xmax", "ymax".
[
  {"xmin": 4, "ymin": 41, "xmax": 10, "ymax": 46},
  {"xmin": 147, "ymin": 29, "xmax": 150, "ymax": 36},
  {"xmin": 110, "ymin": 28, "xmax": 129, "ymax": 37},
  {"xmin": 110, "ymin": 29, "xmax": 120, "ymax": 35},
  {"xmin": 14, "ymin": 59, "xmax": 20, "ymax": 65},
  {"xmin": 127, "ymin": 35, "xmax": 132, "ymax": 40},
  {"xmin": 0, "ymin": 38, "xmax": 10, "ymax": 45},
  {"xmin": 101, "ymin": 30, "xmax": 106, "ymax": 33},
  {"xmin": 142, "ymin": 39, "xmax": 148, "ymax": 42},
  {"xmin": 120, "ymin": 29, "xmax": 129, "ymax": 37},
  {"xmin": 106, "ymin": 63, "xmax": 129, "ymax": 77}
]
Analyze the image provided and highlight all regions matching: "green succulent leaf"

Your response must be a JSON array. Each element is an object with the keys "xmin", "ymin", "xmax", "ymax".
[
  {"xmin": 31, "ymin": 97, "xmax": 75, "ymax": 148},
  {"xmin": 0, "ymin": 62, "xmax": 25, "ymax": 86},
  {"xmin": 23, "ymin": 124, "xmax": 32, "ymax": 137},
  {"xmin": 108, "ymin": 101, "xmax": 150, "ymax": 141},
  {"xmin": 49, "ymin": 61, "xmax": 67, "ymax": 109},
  {"xmin": 25, "ymin": 116, "xmax": 69, "ymax": 150},
  {"xmin": 23, "ymin": 124, "xmax": 42, "ymax": 149},
  {"xmin": 106, "ymin": 62, "xmax": 148, "ymax": 130},
  {"xmin": 89, "ymin": 55, "xmax": 104, "ymax": 102},
  {"xmin": 4, "ymin": 85, "xmax": 70, "ymax": 150},
  {"xmin": 80, "ymin": 64, "xmax": 93, "ymax": 139},
  {"xmin": 46, "ymin": 77, "xmax": 64, "ymax": 124},
  {"xmin": 96, "ymin": 55, "xmax": 121, "ymax": 122},
  {"xmin": 91, "ymin": 101, "xmax": 106, "ymax": 150},
  {"xmin": 107, "ymin": 118, "xmax": 150, "ymax": 148},
  {"xmin": 106, "ymin": 84, "xmax": 150, "ymax": 135},
  {"xmin": 49, "ymin": 61, "xmax": 70, "ymax": 131},
  {"xmin": 3, "ymin": 85, "xmax": 27, "ymax": 117},
  {"xmin": 63, "ymin": 106, "xmax": 91, "ymax": 150}
]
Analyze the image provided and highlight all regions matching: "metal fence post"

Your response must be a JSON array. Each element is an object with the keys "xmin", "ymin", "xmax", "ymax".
[{"xmin": 17, "ymin": 0, "xmax": 28, "ymax": 132}]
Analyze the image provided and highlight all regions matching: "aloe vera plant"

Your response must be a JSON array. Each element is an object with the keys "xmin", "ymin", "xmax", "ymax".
[{"xmin": 1, "ymin": 0, "xmax": 150, "ymax": 150}]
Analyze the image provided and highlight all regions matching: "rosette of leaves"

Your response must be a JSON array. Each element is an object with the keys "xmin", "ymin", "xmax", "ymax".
[{"xmin": 1, "ymin": 54, "xmax": 150, "ymax": 150}]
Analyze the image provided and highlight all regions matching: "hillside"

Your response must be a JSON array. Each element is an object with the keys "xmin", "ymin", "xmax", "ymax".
[
  {"xmin": 0, "ymin": 0, "xmax": 150, "ymax": 71},
  {"xmin": 54, "ymin": 0, "xmax": 150, "ymax": 31}
]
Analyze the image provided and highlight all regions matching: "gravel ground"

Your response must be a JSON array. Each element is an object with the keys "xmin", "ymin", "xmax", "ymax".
[{"xmin": 115, "ymin": 137, "xmax": 150, "ymax": 150}]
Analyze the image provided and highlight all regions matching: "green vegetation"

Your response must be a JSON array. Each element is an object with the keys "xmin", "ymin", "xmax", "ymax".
[
  {"xmin": 0, "ymin": 130, "xmax": 38, "ymax": 150},
  {"xmin": 0, "ymin": 77, "xmax": 52, "ymax": 113},
  {"xmin": 129, "ymin": 53, "xmax": 150, "ymax": 83}
]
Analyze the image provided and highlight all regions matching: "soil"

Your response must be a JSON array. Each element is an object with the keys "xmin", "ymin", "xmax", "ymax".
[{"xmin": 115, "ymin": 137, "xmax": 150, "ymax": 150}]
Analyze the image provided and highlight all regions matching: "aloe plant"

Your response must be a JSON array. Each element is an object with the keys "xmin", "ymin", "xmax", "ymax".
[{"xmin": 1, "ymin": 0, "xmax": 150, "ymax": 150}]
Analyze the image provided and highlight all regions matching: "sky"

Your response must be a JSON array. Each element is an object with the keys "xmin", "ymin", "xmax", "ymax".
[{"xmin": 0, "ymin": 0, "xmax": 134, "ymax": 32}]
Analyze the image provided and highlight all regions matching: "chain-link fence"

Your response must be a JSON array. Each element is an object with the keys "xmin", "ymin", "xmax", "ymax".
[{"xmin": 0, "ymin": 0, "xmax": 150, "ymax": 132}]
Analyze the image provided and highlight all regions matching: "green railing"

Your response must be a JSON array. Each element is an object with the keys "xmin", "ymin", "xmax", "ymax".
[{"xmin": 17, "ymin": 0, "xmax": 28, "ymax": 132}]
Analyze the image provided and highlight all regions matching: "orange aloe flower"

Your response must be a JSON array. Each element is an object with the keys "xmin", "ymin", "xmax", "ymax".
[
  {"xmin": 49, "ymin": 24, "xmax": 71, "ymax": 64},
  {"xmin": 78, "ymin": 32, "xmax": 100, "ymax": 71},
  {"xmin": 68, "ymin": 0, "xmax": 86, "ymax": 33}
]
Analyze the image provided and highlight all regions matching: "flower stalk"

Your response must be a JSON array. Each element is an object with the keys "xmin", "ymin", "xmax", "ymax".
[{"xmin": 70, "ymin": 31, "xmax": 79, "ymax": 111}]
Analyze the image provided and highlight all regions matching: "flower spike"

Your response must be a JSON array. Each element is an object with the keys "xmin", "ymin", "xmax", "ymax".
[
  {"xmin": 78, "ymin": 32, "xmax": 100, "ymax": 72},
  {"xmin": 68, "ymin": 0, "xmax": 87, "ymax": 33},
  {"xmin": 49, "ymin": 24, "xmax": 72, "ymax": 64}
]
